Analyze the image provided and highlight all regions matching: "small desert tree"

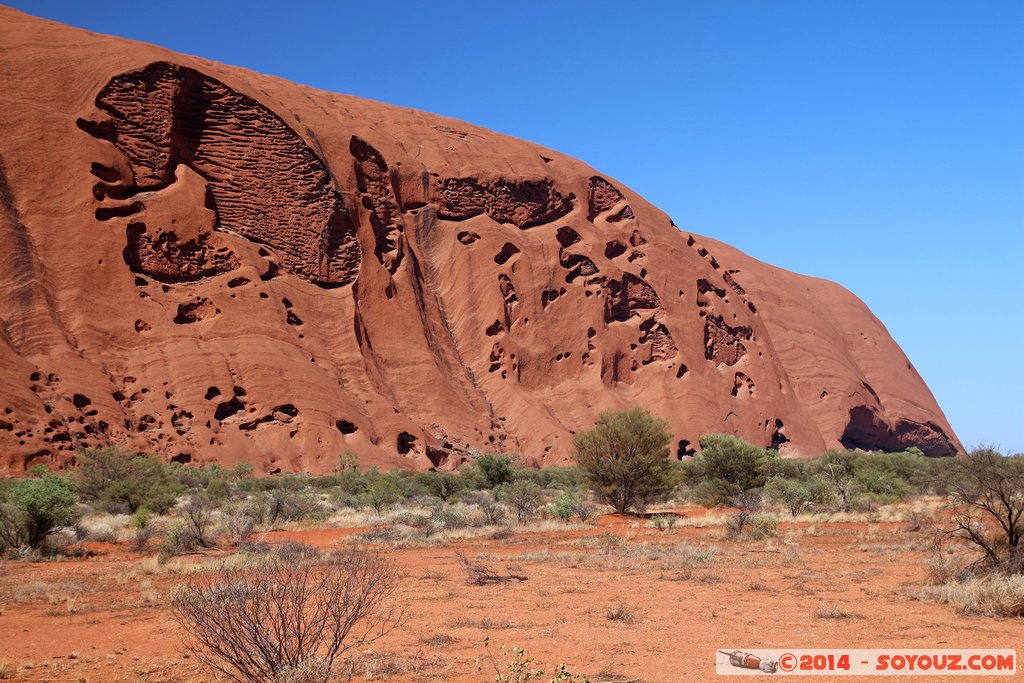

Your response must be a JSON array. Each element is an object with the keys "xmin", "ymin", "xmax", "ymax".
[
  {"xmin": 77, "ymin": 447, "xmax": 183, "ymax": 514},
  {"xmin": 474, "ymin": 454, "xmax": 515, "ymax": 489},
  {"xmin": 686, "ymin": 434, "xmax": 774, "ymax": 508},
  {"xmin": 0, "ymin": 475, "xmax": 78, "ymax": 550},
  {"xmin": 765, "ymin": 476, "xmax": 813, "ymax": 517},
  {"xmin": 172, "ymin": 544, "xmax": 402, "ymax": 683},
  {"xmin": 362, "ymin": 478, "xmax": 402, "ymax": 517},
  {"xmin": 182, "ymin": 494, "xmax": 218, "ymax": 549},
  {"xmin": 573, "ymin": 407, "xmax": 677, "ymax": 514},
  {"xmin": 499, "ymin": 480, "xmax": 543, "ymax": 523},
  {"xmin": 941, "ymin": 447, "xmax": 1024, "ymax": 574}
]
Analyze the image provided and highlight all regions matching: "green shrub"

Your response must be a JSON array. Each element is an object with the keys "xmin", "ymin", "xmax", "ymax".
[
  {"xmin": 426, "ymin": 508, "xmax": 468, "ymax": 536},
  {"xmin": 0, "ymin": 475, "xmax": 79, "ymax": 550},
  {"xmin": 651, "ymin": 514, "xmax": 678, "ymax": 531},
  {"xmin": 482, "ymin": 641, "xmax": 589, "ymax": 683},
  {"xmin": 807, "ymin": 450, "xmax": 859, "ymax": 512},
  {"xmin": 252, "ymin": 489, "xmax": 323, "ymax": 527},
  {"xmin": 685, "ymin": 435, "xmax": 775, "ymax": 508},
  {"xmin": 473, "ymin": 454, "xmax": 515, "ymax": 489},
  {"xmin": 182, "ymin": 494, "xmax": 218, "ymax": 548},
  {"xmin": 361, "ymin": 478, "xmax": 402, "ymax": 517},
  {"xmin": 747, "ymin": 514, "xmax": 779, "ymax": 540},
  {"xmin": 161, "ymin": 521, "xmax": 199, "ymax": 559},
  {"xmin": 765, "ymin": 476, "xmax": 813, "ymax": 516},
  {"xmin": 852, "ymin": 455, "xmax": 911, "ymax": 502},
  {"xmin": 414, "ymin": 471, "xmax": 467, "ymax": 501},
  {"xmin": 573, "ymin": 407, "xmax": 679, "ymax": 514},
  {"xmin": 498, "ymin": 480, "xmax": 543, "ymax": 523},
  {"xmin": 77, "ymin": 447, "xmax": 184, "ymax": 514},
  {"xmin": 551, "ymin": 490, "xmax": 579, "ymax": 521},
  {"xmin": 131, "ymin": 507, "xmax": 151, "ymax": 530}
]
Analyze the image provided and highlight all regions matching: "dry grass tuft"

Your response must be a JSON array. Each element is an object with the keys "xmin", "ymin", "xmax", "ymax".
[
  {"xmin": 418, "ymin": 633, "xmax": 458, "ymax": 647},
  {"xmin": 813, "ymin": 603, "xmax": 863, "ymax": 620},
  {"xmin": 604, "ymin": 602, "xmax": 636, "ymax": 623},
  {"xmin": 915, "ymin": 574, "xmax": 1024, "ymax": 618},
  {"xmin": 448, "ymin": 616, "xmax": 529, "ymax": 629}
]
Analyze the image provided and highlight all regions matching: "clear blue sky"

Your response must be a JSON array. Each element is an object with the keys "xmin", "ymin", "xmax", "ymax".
[{"xmin": 10, "ymin": 1, "xmax": 1023, "ymax": 453}]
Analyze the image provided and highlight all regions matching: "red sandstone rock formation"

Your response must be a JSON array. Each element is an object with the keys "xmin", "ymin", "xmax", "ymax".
[{"xmin": 0, "ymin": 7, "xmax": 961, "ymax": 474}]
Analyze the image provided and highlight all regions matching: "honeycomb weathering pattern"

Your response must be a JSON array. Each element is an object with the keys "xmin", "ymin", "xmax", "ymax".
[
  {"xmin": 84, "ymin": 61, "xmax": 361, "ymax": 287},
  {"xmin": 0, "ymin": 7, "xmax": 962, "ymax": 474},
  {"xmin": 430, "ymin": 175, "xmax": 574, "ymax": 228}
]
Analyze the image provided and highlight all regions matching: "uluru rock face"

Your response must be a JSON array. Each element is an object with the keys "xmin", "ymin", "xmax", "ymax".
[{"xmin": 0, "ymin": 7, "xmax": 961, "ymax": 474}]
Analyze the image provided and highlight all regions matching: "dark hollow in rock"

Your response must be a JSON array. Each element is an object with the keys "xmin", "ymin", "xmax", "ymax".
[
  {"xmin": 840, "ymin": 405, "xmax": 956, "ymax": 457},
  {"xmin": 350, "ymin": 137, "xmax": 403, "ymax": 274},
  {"xmin": 84, "ymin": 61, "xmax": 361, "ymax": 287},
  {"xmin": 173, "ymin": 298, "xmax": 217, "ymax": 324},
  {"xmin": 604, "ymin": 240, "xmax": 628, "ymax": 259},
  {"xmin": 432, "ymin": 176, "xmax": 573, "ymax": 228},
  {"xmin": 396, "ymin": 431, "xmax": 418, "ymax": 455},
  {"xmin": 214, "ymin": 396, "xmax": 245, "ymax": 421},
  {"xmin": 676, "ymin": 439, "xmax": 696, "ymax": 459},
  {"xmin": 587, "ymin": 176, "xmax": 625, "ymax": 222},
  {"xmin": 556, "ymin": 226, "xmax": 582, "ymax": 248},
  {"xmin": 493, "ymin": 242, "xmax": 521, "ymax": 265},
  {"xmin": 703, "ymin": 315, "xmax": 752, "ymax": 366},
  {"xmin": 124, "ymin": 222, "xmax": 239, "ymax": 283}
]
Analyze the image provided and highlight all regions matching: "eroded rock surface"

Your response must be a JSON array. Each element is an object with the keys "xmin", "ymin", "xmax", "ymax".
[{"xmin": 0, "ymin": 7, "xmax": 961, "ymax": 473}]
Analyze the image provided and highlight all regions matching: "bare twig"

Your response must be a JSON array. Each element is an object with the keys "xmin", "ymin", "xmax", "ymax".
[{"xmin": 455, "ymin": 551, "xmax": 527, "ymax": 585}]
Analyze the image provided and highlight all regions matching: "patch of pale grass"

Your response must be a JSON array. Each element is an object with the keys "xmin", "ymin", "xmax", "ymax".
[
  {"xmin": 495, "ymin": 540, "xmax": 718, "ymax": 574},
  {"xmin": 673, "ymin": 511, "xmax": 734, "ymax": 528},
  {"xmin": 77, "ymin": 513, "xmax": 132, "ymax": 543},
  {"xmin": 791, "ymin": 498, "xmax": 943, "ymax": 525},
  {"xmin": 813, "ymin": 603, "xmax": 864, "ymax": 620},
  {"xmin": 915, "ymin": 574, "xmax": 1024, "ymax": 618},
  {"xmin": 732, "ymin": 541, "xmax": 802, "ymax": 568},
  {"xmin": 347, "ymin": 518, "xmax": 584, "ymax": 548},
  {"xmin": 418, "ymin": 633, "xmax": 458, "ymax": 647},
  {"xmin": 448, "ymin": 616, "xmax": 529, "ymax": 629},
  {"xmin": 131, "ymin": 550, "xmax": 265, "ymax": 578},
  {"xmin": 350, "ymin": 650, "xmax": 446, "ymax": 681}
]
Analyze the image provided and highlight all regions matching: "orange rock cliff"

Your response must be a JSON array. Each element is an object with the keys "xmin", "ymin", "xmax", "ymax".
[{"xmin": 0, "ymin": 7, "xmax": 961, "ymax": 474}]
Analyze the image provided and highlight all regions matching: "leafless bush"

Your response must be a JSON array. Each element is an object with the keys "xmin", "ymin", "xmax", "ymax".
[
  {"xmin": 464, "ymin": 492, "xmax": 507, "ymax": 525},
  {"xmin": 182, "ymin": 495, "xmax": 217, "ymax": 549},
  {"xmin": 941, "ymin": 448, "xmax": 1024, "ymax": 575},
  {"xmin": 222, "ymin": 510, "xmax": 256, "ymax": 547},
  {"xmin": 570, "ymin": 498, "xmax": 595, "ymax": 523},
  {"xmin": 727, "ymin": 492, "xmax": 763, "ymax": 536},
  {"xmin": 456, "ymin": 551, "xmax": 527, "ymax": 585},
  {"xmin": 132, "ymin": 524, "xmax": 155, "ymax": 551},
  {"xmin": 172, "ymin": 545, "xmax": 402, "ymax": 683}
]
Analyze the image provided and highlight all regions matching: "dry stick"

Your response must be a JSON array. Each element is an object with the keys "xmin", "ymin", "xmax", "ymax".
[{"xmin": 455, "ymin": 551, "xmax": 528, "ymax": 584}]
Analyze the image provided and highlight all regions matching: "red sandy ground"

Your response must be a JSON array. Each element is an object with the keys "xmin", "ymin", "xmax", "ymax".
[{"xmin": 0, "ymin": 510, "xmax": 1020, "ymax": 682}]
